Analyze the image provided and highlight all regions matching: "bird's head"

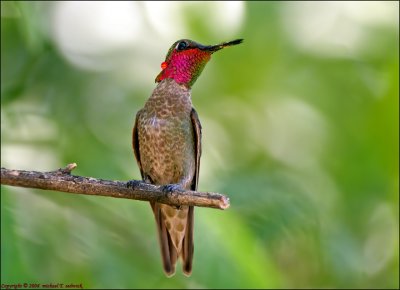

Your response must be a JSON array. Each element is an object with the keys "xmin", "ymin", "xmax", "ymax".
[{"xmin": 155, "ymin": 39, "xmax": 243, "ymax": 88}]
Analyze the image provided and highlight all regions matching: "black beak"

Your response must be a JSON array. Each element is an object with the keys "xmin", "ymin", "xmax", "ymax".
[{"xmin": 199, "ymin": 39, "xmax": 243, "ymax": 53}]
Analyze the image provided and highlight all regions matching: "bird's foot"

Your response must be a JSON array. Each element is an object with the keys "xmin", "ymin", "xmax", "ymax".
[
  {"xmin": 126, "ymin": 180, "xmax": 142, "ymax": 188},
  {"xmin": 161, "ymin": 183, "xmax": 183, "ymax": 193},
  {"xmin": 162, "ymin": 184, "xmax": 185, "ymax": 209}
]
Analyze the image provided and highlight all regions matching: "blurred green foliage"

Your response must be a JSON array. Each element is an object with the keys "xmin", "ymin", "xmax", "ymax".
[{"xmin": 1, "ymin": 1, "xmax": 398, "ymax": 289}]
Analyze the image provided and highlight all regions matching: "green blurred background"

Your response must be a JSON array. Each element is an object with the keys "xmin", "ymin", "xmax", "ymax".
[{"xmin": 1, "ymin": 1, "xmax": 398, "ymax": 288}]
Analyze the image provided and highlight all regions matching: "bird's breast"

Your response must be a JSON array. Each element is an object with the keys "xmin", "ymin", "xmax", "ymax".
[{"xmin": 138, "ymin": 112, "xmax": 195, "ymax": 186}]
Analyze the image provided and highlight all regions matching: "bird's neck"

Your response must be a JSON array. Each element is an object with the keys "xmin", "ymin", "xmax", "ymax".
[
  {"xmin": 145, "ymin": 79, "xmax": 193, "ymax": 117},
  {"xmin": 156, "ymin": 50, "xmax": 211, "ymax": 87}
]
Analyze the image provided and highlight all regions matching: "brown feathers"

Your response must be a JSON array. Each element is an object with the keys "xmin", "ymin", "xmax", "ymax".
[{"xmin": 132, "ymin": 79, "xmax": 201, "ymax": 276}]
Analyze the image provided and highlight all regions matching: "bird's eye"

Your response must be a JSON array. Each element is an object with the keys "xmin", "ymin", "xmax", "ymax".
[{"xmin": 176, "ymin": 41, "xmax": 188, "ymax": 51}]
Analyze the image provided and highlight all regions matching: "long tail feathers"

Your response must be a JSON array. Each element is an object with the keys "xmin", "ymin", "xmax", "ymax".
[
  {"xmin": 151, "ymin": 202, "xmax": 176, "ymax": 276},
  {"xmin": 151, "ymin": 202, "xmax": 194, "ymax": 277}
]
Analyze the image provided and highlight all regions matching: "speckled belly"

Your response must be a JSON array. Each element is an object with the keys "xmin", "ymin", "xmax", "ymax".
[{"xmin": 138, "ymin": 115, "xmax": 195, "ymax": 188}]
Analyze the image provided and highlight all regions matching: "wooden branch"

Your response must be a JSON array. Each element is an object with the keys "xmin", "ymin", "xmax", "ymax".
[{"xmin": 0, "ymin": 163, "xmax": 230, "ymax": 210}]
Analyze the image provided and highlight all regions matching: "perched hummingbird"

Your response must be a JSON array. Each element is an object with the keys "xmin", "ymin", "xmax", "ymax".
[{"xmin": 130, "ymin": 38, "xmax": 243, "ymax": 277}]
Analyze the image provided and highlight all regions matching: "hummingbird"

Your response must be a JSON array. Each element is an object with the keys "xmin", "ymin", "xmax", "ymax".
[{"xmin": 130, "ymin": 38, "xmax": 243, "ymax": 277}]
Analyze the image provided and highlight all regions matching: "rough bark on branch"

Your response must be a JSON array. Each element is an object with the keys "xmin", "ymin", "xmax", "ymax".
[{"xmin": 0, "ymin": 163, "xmax": 230, "ymax": 210}]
